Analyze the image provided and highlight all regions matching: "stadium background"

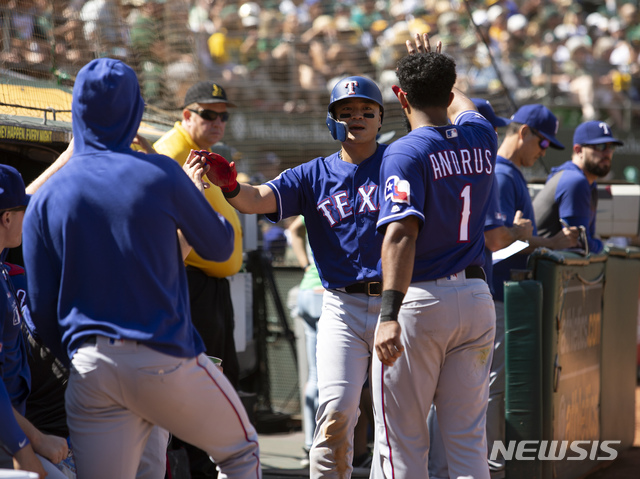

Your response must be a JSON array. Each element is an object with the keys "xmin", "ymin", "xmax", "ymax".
[{"xmin": 1, "ymin": 3, "xmax": 640, "ymax": 477}]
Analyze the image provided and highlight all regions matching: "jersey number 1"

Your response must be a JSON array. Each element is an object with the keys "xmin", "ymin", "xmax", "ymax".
[{"xmin": 459, "ymin": 185, "xmax": 471, "ymax": 242}]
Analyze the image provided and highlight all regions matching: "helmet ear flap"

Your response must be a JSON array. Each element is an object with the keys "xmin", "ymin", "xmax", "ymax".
[{"xmin": 326, "ymin": 112, "xmax": 348, "ymax": 142}]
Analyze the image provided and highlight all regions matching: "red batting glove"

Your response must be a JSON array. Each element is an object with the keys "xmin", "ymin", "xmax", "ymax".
[{"xmin": 197, "ymin": 151, "xmax": 240, "ymax": 198}]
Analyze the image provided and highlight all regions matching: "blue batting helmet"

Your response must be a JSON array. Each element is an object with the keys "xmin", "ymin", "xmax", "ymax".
[{"xmin": 326, "ymin": 76, "xmax": 384, "ymax": 141}]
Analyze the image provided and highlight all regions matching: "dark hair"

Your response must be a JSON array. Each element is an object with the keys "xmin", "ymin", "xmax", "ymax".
[{"xmin": 396, "ymin": 52, "xmax": 457, "ymax": 109}]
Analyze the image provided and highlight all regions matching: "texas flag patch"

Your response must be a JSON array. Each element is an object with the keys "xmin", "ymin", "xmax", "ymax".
[{"xmin": 385, "ymin": 175, "xmax": 410, "ymax": 204}]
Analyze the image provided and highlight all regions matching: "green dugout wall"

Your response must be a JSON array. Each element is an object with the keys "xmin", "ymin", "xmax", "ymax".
[{"xmin": 503, "ymin": 247, "xmax": 640, "ymax": 479}]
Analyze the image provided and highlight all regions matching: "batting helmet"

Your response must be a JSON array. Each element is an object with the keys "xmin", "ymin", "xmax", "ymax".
[{"xmin": 326, "ymin": 76, "xmax": 384, "ymax": 142}]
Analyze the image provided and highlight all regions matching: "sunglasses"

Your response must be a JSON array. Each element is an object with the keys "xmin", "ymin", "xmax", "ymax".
[
  {"xmin": 530, "ymin": 128, "xmax": 550, "ymax": 149},
  {"xmin": 188, "ymin": 109, "xmax": 229, "ymax": 122},
  {"xmin": 583, "ymin": 143, "xmax": 617, "ymax": 152}
]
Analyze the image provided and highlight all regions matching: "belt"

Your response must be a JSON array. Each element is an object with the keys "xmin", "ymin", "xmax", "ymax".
[
  {"xmin": 343, "ymin": 282, "xmax": 382, "ymax": 296},
  {"xmin": 83, "ymin": 335, "xmax": 140, "ymax": 346},
  {"xmin": 342, "ymin": 266, "xmax": 486, "ymax": 296},
  {"xmin": 464, "ymin": 265, "xmax": 486, "ymax": 281}
]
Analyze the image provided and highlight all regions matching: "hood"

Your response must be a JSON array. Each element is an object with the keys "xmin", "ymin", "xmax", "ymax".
[{"xmin": 72, "ymin": 58, "xmax": 145, "ymax": 154}]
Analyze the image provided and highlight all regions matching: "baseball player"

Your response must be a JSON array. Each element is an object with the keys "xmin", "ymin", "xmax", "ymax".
[
  {"xmin": 533, "ymin": 120, "xmax": 623, "ymax": 255},
  {"xmin": 427, "ymin": 98, "xmax": 533, "ymax": 479},
  {"xmin": 371, "ymin": 35, "xmax": 498, "ymax": 479},
  {"xmin": 204, "ymin": 75, "xmax": 386, "ymax": 478},
  {"xmin": 485, "ymin": 103, "xmax": 579, "ymax": 475},
  {"xmin": 22, "ymin": 58, "xmax": 260, "ymax": 479}
]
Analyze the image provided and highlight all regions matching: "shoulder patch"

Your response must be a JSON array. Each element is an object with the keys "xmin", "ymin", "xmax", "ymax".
[{"xmin": 385, "ymin": 175, "xmax": 410, "ymax": 204}]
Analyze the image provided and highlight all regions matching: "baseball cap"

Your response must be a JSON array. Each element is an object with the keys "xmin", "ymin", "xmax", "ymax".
[
  {"xmin": 472, "ymin": 98, "xmax": 511, "ymax": 128},
  {"xmin": 182, "ymin": 81, "xmax": 236, "ymax": 109},
  {"xmin": 573, "ymin": 120, "xmax": 624, "ymax": 146},
  {"xmin": 510, "ymin": 104, "xmax": 565, "ymax": 150},
  {"xmin": 0, "ymin": 164, "xmax": 30, "ymax": 210}
]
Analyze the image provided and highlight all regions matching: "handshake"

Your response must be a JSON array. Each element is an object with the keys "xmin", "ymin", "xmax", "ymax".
[{"xmin": 193, "ymin": 150, "xmax": 240, "ymax": 198}]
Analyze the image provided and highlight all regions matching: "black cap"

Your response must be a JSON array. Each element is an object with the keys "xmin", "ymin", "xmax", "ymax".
[{"xmin": 182, "ymin": 81, "xmax": 236, "ymax": 108}]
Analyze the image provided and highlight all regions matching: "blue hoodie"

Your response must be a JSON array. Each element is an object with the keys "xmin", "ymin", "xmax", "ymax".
[{"xmin": 22, "ymin": 58, "xmax": 234, "ymax": 364}]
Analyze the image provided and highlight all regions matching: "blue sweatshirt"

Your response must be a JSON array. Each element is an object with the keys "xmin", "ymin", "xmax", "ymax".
[{"xmin": 22, "ymin": 58, "xmax": 234, "ymax": 364}]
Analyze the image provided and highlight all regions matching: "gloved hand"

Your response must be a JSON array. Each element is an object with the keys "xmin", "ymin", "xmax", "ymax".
[{"xmin": 196, "ymin": 150, "xmax": 240, "ymax": 198}]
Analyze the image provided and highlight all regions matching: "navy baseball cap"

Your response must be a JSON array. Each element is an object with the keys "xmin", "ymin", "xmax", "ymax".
[
  {"xmin": 510, "ymin": 104, "xmax": 565, "ymax": 150},
  {"xmin": 472, "ymin": 98, "xmax": 511, "ymax": 128},
  {"xmin": 0, "ymin": 165, "xmax": 30, "ymax": 210},
  {"xmin": 183, "ymin": 81, "xmax": 236, "ymax": 108},
  {"xmin": 573, "ymin": 120, "xmax": 623, "ymax": 146}
]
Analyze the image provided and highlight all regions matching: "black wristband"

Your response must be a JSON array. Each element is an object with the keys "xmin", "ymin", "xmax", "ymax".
[
  {"xmin": 223, "ymin": 183, "xmax": 241, "ymax": 199},
  {"xmin": 379, "ymin": 289, "xmax": 405, "ymax": 323}
]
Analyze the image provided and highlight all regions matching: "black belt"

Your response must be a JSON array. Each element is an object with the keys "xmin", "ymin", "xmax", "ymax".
[
  {"xmin": 343, "ymin": 282, "xmax": 382, "ymax": 296},
  {"xmin": 465, "ymin": 265, "xmax": 486, "ymax": 281},
  {"xmin": 343, "ymin": 266, "xmax": 486, "ymax": 296}
]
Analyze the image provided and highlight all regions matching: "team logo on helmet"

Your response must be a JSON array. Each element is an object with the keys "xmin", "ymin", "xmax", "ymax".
[
  {"xmin": 385, "ymin": 175, "xmax": 410, "ymax": 204},
  {"xmin": 345, "ymin": 80, "xmax": 359, "ymax": 95}
]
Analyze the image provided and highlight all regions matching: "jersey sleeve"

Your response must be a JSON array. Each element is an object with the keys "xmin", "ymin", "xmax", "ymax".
[
  {"xmin": 485, "ymin": 175, "xmax": 505, "ymax": 231},
  {"xmin": 556, "ymin": 174, "xmax": 591, "ymax": 225},
  {"xmin": 496, "ymin": 170, "xmax": 518, "ymax": 227},
  {"xmin": 0, "ymin": 308, "xmax": 29, "ymax": 455},
  {"xmin": 264, "ymin": 167, "xmax": 306, "ymax": 223},
  {"xmin": 377, "ymin": 146, "xmax": 426, "ymax": 232},
  {"xmin": 168, "ymin": 158, "xmax": 235, "ymax": 263},
  {"xmin": 556, "ymin": 174, "xmax": 603, "ymax": 253}
]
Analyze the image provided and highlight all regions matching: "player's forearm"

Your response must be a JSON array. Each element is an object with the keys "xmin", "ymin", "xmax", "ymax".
[
  {"xmin": 13, "ymin": 407, "xmax": 41, "ymax": 449},
  {"xmin": 14, "ymin": 407, "xmax": 68, "ymax": 464},
  {"xmin": 226, "ymin": 184, "xmax": 277, "ymax": 215},
  {"xmin": 26, "ymin": 140, "xmax": 74, "ymax": 194},
  {"xmin": 381, "ymin": 218, "xmax": 419, "ymax": 294},
  {"xmin": 484, "ymin": 226, "xmax": 514, "ymax": 252}
]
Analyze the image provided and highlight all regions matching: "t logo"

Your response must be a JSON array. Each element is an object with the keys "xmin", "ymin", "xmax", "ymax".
[
  {"xmin": 345, "ymin": 80, "xmax": 359, "ymax": 95},
  {"xmin": 599, "ymin": 122, "xmax": 610, "ymax": 135},
  {"xmin": 212, "ymin": 84, "xmax": 222, "ymax": 98}
]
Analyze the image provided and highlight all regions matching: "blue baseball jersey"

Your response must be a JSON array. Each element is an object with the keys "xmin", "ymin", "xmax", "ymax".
[
  {"xmin": 0, "ymin": 262, "xmax": 30, "ymax": 454},
  {"xmin": 484, "ymin": 175, "xmax": 507, "ymax": 295},
  {"xmin": 533, "ymin": 161, "xmax": 603, "ymax": 254},
  {"xmin": 491, "ymin": 155, "xmax": 537, "ymax": 301},
  {"xmin": 265, "ymin": 144, "xmax": 388, "ymax": 289},
  {"xmin": 377, "ymin": 111, "xmax": 498, "ymax": 282}
]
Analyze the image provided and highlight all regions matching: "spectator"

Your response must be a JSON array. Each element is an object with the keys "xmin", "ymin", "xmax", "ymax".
[
  {"xmin": 22, "ymin": 57, "xmax": 259, "ymax": 479},
  {"xmin": 534, "ymin": 120, "xmax": 624, "ymax": 255},
  {"xmin": 128, "ymin": 0, "xmax": 170, "ymax": 103}
]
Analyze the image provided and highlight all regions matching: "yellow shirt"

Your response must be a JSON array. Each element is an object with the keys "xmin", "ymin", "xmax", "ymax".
[{"xmin": 154, "ymin": 122, "xmax": 243, "ymax": 277}]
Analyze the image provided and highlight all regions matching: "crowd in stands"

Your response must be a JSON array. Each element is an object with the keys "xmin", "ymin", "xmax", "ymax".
[{"xmin": 0, "ymin": 0, "xmax": 639, "ymax": 128}]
